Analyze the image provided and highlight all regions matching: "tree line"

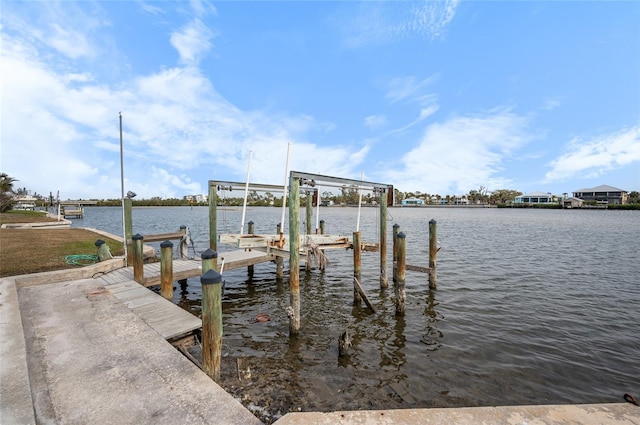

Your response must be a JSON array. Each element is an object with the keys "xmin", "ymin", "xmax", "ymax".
[{"xmin": 2, "ymin": 172, "xmax": 640, "ymax": 211}]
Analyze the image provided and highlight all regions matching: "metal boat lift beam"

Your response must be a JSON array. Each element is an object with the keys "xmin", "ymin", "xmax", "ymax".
[
  {"xmin": 290, "ymin": 171, "xmax": 391, "ymax": 192},
  {"xmin": 208, "ymin": 180, "xmax": 318, "ymax": 194}
]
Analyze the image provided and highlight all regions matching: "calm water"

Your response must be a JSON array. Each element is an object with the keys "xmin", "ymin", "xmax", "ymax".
[{"xmin": 75, "ymin": 206, "xmax": 640, "ymax": 415}]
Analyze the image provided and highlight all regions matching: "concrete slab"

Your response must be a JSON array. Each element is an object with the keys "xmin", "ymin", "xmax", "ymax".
[
  {"xmin": 16, "ymin": 278, "xmax": 261, "ymax": 425},
  {"xmin": 274, "ymin": 404, "xmax": 640, "ymax": 425},
  {"xmin": 0, "ymin": 278, "xmax": 35, "ymax": 425}
]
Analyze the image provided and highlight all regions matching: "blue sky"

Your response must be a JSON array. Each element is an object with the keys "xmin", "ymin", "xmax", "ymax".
[{"xmin": 2, "ymin": 0, "xmax": 639, "ymax": 200}]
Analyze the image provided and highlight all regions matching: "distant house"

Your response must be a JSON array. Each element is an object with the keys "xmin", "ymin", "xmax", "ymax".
[
  {"xmin": 454, "ymin": 196, "xmax": 469, "ymax": 205},
  {"xmin": 401, "ymin": 198, "xmax": 424, "ymax": 206},
  {"xmin": 514, "ymin": 192, "xmax": 555, "ymax": 204},
  {"xmin": 572, "ymin": 185, "xmax": 628, "ymax": 205},
  {"xmin": 12, "ymin": 195, "xmax": 37, "ymax": 210},
  {"xmin": 562, "ymin": 197, "xmax": 584, "ymax": 209}
]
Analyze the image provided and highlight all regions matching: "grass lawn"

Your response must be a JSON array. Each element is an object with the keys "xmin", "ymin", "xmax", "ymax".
[{"xmin": 0, "ymin": 211, "xmax": 122, "ymax": 278}]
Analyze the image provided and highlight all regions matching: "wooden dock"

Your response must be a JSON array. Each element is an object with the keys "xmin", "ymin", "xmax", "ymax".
[{"xmin": 96, "ymin": 249, "xmax": 276, "ymax": 340}]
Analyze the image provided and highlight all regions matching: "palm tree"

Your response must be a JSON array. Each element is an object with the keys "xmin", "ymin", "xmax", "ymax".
[{"xmin": 0, "ymin": 173, "xmax": 18, "ymax": 212}]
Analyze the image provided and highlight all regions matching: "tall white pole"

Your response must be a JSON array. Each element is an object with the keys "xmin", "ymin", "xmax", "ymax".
[
  {"xmin": 240, "ymin": 150, "xmax": 253, "ymax": 235},
  {"xmin": 119, "ymin": 112, "xmax": 127, "ymax": 265},
  {"xmin": 280, "ymin": 143, "xmax": 291, "ymax": 234},
  {"xmin": 356, "ymin": 171, "xmax": 364, "ymax": 231}
]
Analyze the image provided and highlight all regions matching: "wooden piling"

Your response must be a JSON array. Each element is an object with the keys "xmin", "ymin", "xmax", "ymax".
[
  {"xmin": 275, "ymin": 223, "xmax": 284, "ymax": 278},
  {"xmin": 94, "ymin": 239, "xmax": 112, "ymax": 261},
  {"xmin": 306, "ymin": 192, "xmax": 312, "ymax": 235},
  {"xmin": 247, "ymin": 221, "xmax": 254, "ymax": 276},
  {"xmin": 160, "ymin": 240, "xmax": 174, "ymax": 300},
  {"xmin": 429, "ymin": 219, "xmax": 437, "ymax": 289},
  {"xmin": 353, "ymin": 231, "xmax": 362, "ymax": 304},
  {"xmin": 392, "ymin": 223, "xmax": 400, "ymax": 283},
  {"xmin": 319, "ymin": 219, "xmax": 325, "ymax": 235},
  {"xmin": 124, "ymin": 198, "xmax": 133, "ymax": 263},
  {"xmin": 208, "ymin": 183, "xmax": 217, "ymax": 251},
  {"xmin": 201, "ymin": 269, "xmax": 223, "ymax": 381},
  {"xmin": 395, "ymin": 232, "xmax": 406, "ymax": 315},
  {"xmin": 132, "ymin": 233, "xmax": 144, "ymax": 284},
  {"xmin": 201, "ymin": 248, "xmax": 217, "ymax": 273},
  {"xmin": 288, "ymin": 176, "xmax": 301, "ymax": 335},
  {"xmin": 379, "ymin": 189, "xmax": 388, "ymax": 289}
]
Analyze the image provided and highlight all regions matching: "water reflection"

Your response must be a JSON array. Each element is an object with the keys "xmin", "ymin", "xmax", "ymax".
[{"xmin": 84, "ymin": 206, "xmax": 640, "ymax": 412}]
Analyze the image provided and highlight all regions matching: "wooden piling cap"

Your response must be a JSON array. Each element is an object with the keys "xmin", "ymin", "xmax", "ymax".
[
  {"xmin": 393, "ymin": 223, "xmax": 400, "ymax": 228},
  {"xmin": 429, "ymin": 219, "xmax": 437, "ymax": 224},
  {"xmin": 160, "ymin": 240, "xmax": 173, "ymax": 248},
  {"xmin": 397, "ymin": 232, "xmax": 406, "ymax": 239},
  {"xmin": 132, "ymin": 233, "xmax": 144, "ymax": 240},
  {"xmin": 201, "ymin": 248, "xmax": 218, "ymax": 259},
  {"xmin": 94, "ymin": 239, "xmax": 105, "ymax": 246},
  {"xmin": 180, "ymin": 225, "xmax": 187, "ymax": 229},
  {"xmin": 201, "ymin": 269, "xmax": 222, "ymax": 285},
  {"xmin": 248, "ymin": 221, "xmax": 254, "ymax": 225}
]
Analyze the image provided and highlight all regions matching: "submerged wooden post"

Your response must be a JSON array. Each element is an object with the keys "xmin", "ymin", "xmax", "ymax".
[
  {"xmin": 124, "ymin": 198, "xmax": 133, "ymax": 263},
  {"xmin": 319, "ymin": 219, "xmax": 325, "ymax": 235},
  {"xmin": 395, "ymin": 232, "xmax": 406, "ymax": 315},
  {"xmin": 353, "ymin": 231, "xmax": 362, "ymax": 304},
  {"xmin": 379, "ymin": 188, "xmax": 388, "ymax": 289},
  {"xmin": 288, "ymin": 176, "xmax": 301, "ymax": 335},
  {"xmin": 275, "ymin": 223, "xmax": 284, "ymax": 278},
  {"xmin": 392, "ymin": 223, "xmax": 400, "ymax": 283},
  {"xmin": 247, "ymin": 221, "xmax": 254, "ymax": 276},
  {"xmin": 201, "ymin": 269, "xmax": 223, "ymax": 381},
  {"xmin": 95, "ymin": 239, "xmax": 112, "ymax": 261},
  {"xmin": 132, "ymin": 233, "xmax": 144, "ymax": 284},
  {"xmin": 160, "ymin": 240, "xmax": 174, "ymax": 300},
  {"xmin": 429, "ymin": 219, "xmax": 437, "ymax": 289},
  {"xmin": 201, "ymin": 248, "xmax": 217, "ymax": 273},
  {"xmin": 208, "ymin": 183, "xmax": 217, "ymax": 251}
]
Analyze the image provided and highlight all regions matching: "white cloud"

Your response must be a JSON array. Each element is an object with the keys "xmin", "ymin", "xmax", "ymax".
[
  {"xmin": 386, "ymin": 76, "xmax": 438, "ymax": 104},
  {"xmin": 381, "ymin": 109, "xmax": 532, "ymax": 194},
  {"xmin": 338, "ymin": 0, "xmax": 459, "ymax": 48},
  {"xmin": 364, "ymin": 115, "xmax": 388, "ymax": 130},
  {"xmin": 544, "ymin": 126, "xmax": 640, "ymax": 182},
  {"xmin": 170, "ymin": 19, "xmax": 217, "ymax": 66},
  {"xmin": 0, "ymin": 5, "xmax": 369, "ymax": 200}
]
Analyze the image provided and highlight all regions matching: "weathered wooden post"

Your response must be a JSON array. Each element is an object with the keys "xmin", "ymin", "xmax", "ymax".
[
  {"xmin": 395, "ymin": 232, "xmax": 406, "ymax": 315},
  {"xmin": 132, "ymin": 233, "xmax": 144, "ymax": 284},
  {"xmin": 429, "ymin": 219, "xmax": 437, "ymax": 289},
  {"xmin": 247, "ymin": 221, "xmax": 255, "ymax": 276},
  {"xmin": 379, "ymin": 188, "xmax": 388, "ymax": 289},
  {"xmin": 179, "ymin": 225, "xmax": 188, "ymax": 259},
  {"xmin": 306, "ymin": 192, "xmax": 312, "ymax": 235},
  {"xmin": 275, "ymin": 223, "xmax": 284, "ymax": 279},
  {"xmin": 392, "ymin": 223, "xmax": 400, "ymax": 283},
  {"xmin": 201, "ymin": 269, "xmax": 223, "ymax": 381},
  {"xmin": 208, "ymin": 182, "xmax": 217, "ymax": 251},
  {"xmin": 160, "ymin": 240, "xmax": 174, "ymax": 300},
  {"xmin": 124, "ymin": 198, "xmax": 133, "ymax": 263},
  {"xmin": 288, "ymin": 176, "xmax": 301, "ymax": 335},
  {"xmin": 201, "ymin": 248, "xmax": 217, "ymax": 273},
  {"xmin": 305, "ymin": 192, "xmax": 312, "ymax": 271},
  {"xmin": 319, "ymin": 219, "xmax": 325, "ymax": 235},
  {"xmin": 353, "ymin": 231, "xmax": 362, "ymax": 304},
  {"xmin": 95, "ymin": 239, "xmax": 113, "ymax": 261}
]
